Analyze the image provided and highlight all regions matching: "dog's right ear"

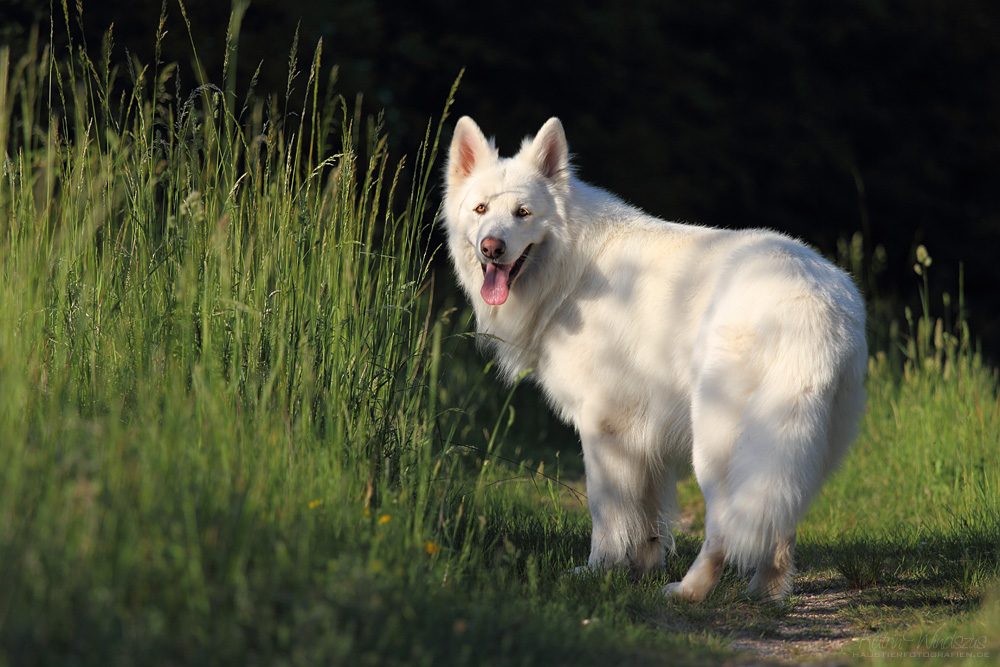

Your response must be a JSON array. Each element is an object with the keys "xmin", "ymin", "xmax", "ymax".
[{"xmin": 448, "ymin": 117, "xmax": 494, "ymax": 186}]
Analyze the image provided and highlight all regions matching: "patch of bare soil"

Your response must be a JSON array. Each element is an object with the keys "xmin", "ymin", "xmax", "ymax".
[{"xmin": 729, "ymin": 586, "xmax": 868, "ymax": 665}]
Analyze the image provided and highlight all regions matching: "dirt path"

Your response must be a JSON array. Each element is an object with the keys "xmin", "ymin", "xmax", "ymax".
[{"xmin": 727, "ymin": 584, "xmax": 870, "ymax": 665}]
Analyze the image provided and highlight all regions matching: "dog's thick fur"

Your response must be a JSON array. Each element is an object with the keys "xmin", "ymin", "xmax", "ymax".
[{"xmin": 443, "ymin": 117, "xmax": 867, "ymax": 602}]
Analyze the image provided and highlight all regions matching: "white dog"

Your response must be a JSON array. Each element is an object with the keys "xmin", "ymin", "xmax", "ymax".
[{"xmin": 443, "ymin": 117, "xmax": 867, "ymax": 602}]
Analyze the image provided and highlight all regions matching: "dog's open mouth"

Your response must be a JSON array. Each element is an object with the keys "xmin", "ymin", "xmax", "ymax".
[{"xmin": 480, "ymin": 245, "xmax": 532, "ymax": 306}]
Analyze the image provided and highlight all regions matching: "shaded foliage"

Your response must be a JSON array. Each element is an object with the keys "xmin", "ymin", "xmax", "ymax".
[{"xmin": 4, "ymin": 0, "xmax": 999, "ymax": 356}]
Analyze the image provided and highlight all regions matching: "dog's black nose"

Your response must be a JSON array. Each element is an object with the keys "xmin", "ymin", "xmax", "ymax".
[{"xmin": 480, "ymin": 237, "xmax": 506, "ymax": 259}]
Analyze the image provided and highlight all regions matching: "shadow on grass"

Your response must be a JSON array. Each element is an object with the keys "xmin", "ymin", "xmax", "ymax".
[
  {"xmin": 799, "ymin": 522, "xmax": 1000, "ymax": 600},
  {"xmin": 0, "ymin": 506, "xmax": 729, "ymax": 667}
]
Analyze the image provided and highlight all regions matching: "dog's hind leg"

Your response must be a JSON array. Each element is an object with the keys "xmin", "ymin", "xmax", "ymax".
[
  {"xmin": 664, "ymin": 343, "xmax": 752, "ymax": 603},
  {"xmin": 663, "ymin": 481, "xmax": 727, "ymax": 602},
  {"xmin": 745, "ymin": 529, "xmax": 796, "ymax": 601}
]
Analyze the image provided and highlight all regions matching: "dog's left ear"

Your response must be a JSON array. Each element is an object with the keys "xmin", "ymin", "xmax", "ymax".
[{"xmin": 527, "ymin": 117, "xmax": 570, "ymax": 184}]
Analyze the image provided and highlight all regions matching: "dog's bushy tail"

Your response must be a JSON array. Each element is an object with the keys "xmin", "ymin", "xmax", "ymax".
[{"xmin": 718, "ymin": 320, "xmax": 867, "ymax": 572}]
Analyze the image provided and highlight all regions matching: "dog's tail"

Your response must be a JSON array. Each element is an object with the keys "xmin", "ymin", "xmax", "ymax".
[{"xmin": 714, "ymin": 297, "xmax": 867, "ymax": 572}]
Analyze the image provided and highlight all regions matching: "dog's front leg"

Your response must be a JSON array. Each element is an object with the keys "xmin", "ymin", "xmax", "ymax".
[{"xmin": 579, "ymin": 418, "xmax": 650, "ymax": 572}]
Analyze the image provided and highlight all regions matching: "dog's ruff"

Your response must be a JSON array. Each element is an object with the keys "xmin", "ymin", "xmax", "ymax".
[{"xmin": 443, "ymin": 116, "xmax": 867, "ymax": 602}]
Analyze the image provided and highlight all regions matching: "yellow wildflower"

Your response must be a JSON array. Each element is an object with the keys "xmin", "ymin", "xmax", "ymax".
[
  {"xmin": 379, "ymin": 514, "xmax": 391, "ymax": 524},
  {"xmin": 425, "ymin": 540, "xmax": 441, "ymax": 555}
]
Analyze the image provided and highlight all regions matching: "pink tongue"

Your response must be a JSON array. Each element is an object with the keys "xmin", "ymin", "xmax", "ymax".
[{"xmin": 481, "ymin": 263, "xmax": 512, "ymax": 305}]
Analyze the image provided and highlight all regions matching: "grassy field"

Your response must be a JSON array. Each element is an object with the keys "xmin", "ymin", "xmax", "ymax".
[{"xmin": 1, "ymin": 12, "xmax": 998, "ymax": 666}]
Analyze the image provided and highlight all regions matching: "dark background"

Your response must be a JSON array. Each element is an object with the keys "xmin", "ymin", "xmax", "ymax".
[{"xmin": 4, "ymin": 0, "xmax": 999, "ymax": 360}]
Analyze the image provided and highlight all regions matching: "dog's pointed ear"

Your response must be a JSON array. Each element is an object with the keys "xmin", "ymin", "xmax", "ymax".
[
  {"xmin": 448, "ymin": 117, "xmax": 494, "ymax": 186},
  {"xmin": 527, "ymin": 117, "xmax": 570, "ymax": 184}
]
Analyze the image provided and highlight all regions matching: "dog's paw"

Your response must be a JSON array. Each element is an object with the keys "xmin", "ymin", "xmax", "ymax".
[
  {"xmin": 662, "ymin": 581, "xmax": 699, "ymax": 602},
  {"xmin": 662, "ymin": 581, "xmax": 684, "ymax": 598}
]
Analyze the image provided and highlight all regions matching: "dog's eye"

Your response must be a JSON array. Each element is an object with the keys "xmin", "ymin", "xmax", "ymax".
[
  {"xmin": 474, "ymin": 203, "xmax": 488, "ymax": 214},
  {"xmin": 515, "ymin": 206, "xmax": 530, "ymax": 218}
]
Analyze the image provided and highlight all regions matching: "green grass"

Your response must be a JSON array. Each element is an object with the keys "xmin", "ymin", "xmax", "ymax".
[{"xmin": 2, "ymin": 8, "xmax": 999, "ymax": 666}]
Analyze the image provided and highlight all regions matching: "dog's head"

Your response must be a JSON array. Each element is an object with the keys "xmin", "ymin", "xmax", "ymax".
[{"xmin": 444, "ymin": 116, "xmax": 571, "ymax": 306}]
